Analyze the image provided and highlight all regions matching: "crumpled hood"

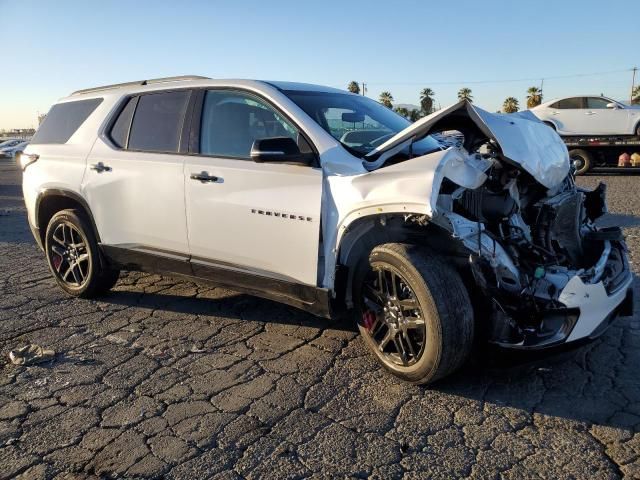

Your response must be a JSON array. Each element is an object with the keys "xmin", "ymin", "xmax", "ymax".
[{"xmin": 364, "ymin": 100, "xmax": 570, "ymax": 189}]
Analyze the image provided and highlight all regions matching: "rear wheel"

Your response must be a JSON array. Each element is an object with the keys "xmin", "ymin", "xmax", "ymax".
[
  {"xmin": 543, "ymin": 121, "xmax": 556, "ymax": 131},
  {"xmin": 635, "ymin": 122, "xmax": 640, "ymax": 138},
  {"xmin": 354, "ymin": 243, "xmax": 474, "ymax": 384},
  {"xmin": 45, "ymin": 209, "xmax": 119, "ymax": 298},
  {"xmin": 569, "ymin": 148, "xmax": 592, "ymax": 175}
]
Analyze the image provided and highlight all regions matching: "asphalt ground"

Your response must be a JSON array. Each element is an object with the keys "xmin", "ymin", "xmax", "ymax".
[{"xmin": 1, "ymin": 155, "xmax": 639, "ymax": 479}]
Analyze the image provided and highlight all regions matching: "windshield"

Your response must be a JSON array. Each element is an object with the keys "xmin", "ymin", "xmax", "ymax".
[{"xmin": 283, "ymin": 90, "xmax": 441, "ymax": 158}]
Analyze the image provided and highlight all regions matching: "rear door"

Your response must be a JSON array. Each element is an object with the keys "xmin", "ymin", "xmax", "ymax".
[
  {"xmin": 184, "ymin": 89, "xmax": 323, "ymax": 286},
  {"xmin": 84, "ymin": 90, "xmax": 192, "ymax": 256},
  {"xmin": 550, "ymin": 97, "xmax": 586, "ymax": 134}
]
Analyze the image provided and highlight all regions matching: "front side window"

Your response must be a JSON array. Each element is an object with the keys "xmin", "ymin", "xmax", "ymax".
[
  {"xmin": 586, "ymin": 97, "xmax": 612, "ymax": 109},
  {"xmin": 553, "ymin": 97, "xmax": 584, "ymax": 109},
  {"xmin": 200, "ymin": 90, "xmax": 298, "ymax": 158},
  {"xmin": 283, "ymin": 90, "xmax": 441, "ymax": 158},
  {"xmin": 31, "ymin": 98, "xmax": 103, "ymax": 144},
  {"xmin": 127, "ymin": 90, "xmax": 190, "ymax": 152}
]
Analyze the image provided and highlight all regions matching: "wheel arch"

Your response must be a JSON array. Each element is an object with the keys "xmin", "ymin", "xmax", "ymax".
[
  {"xmin": 35, "ymin": 189, "xmax": 101, "ymax": 246},
  {"xmin": 334, "ymin": 212, "xmax": 456, "ymax": 309}
]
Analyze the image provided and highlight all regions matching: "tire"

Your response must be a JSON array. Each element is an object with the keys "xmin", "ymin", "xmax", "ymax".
[
  {"xmin": 569, "ymin": 149, "xmax": 592, "ymax": 175},
  {"xmin": 543, "ymin": 121, "xmax": 556, "ymax": 131},
  {"xmin": 44, "ymin": 209, "xmax": 120, "ymax": 298},
  {"xmin": 635, "ymin": 122, "xmax": 640, "ymax": 138},
  {"xmin": 353, "ymin": 243, "xmax": 474, "ymax": 384}
]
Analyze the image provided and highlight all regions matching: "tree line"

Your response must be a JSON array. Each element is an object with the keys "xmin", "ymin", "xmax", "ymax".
[{"xmin": 347, "ymin": 81, "xmax": 546, "ymax": 119}]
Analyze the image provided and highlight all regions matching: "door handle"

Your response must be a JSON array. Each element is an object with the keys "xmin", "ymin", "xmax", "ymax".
[
  {"xmin": 585, "ymin": 111, "xmax": 596, "ymax": 115},
  {"xmin": 190, "ymin": 171, "xmax": 219, "ymax": 183},
  {"xmin": 90, "ymin": 162, "xmax": 111, "ymax": 173}
]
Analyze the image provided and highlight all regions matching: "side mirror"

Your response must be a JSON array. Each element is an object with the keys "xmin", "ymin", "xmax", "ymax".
[
  {"xmin": 250, "ymin": 137, "xmax": 310, "ymax": 165},
  {"xmin": 606, "ymin": 102, "xmax": 618, "ymax": 109}
]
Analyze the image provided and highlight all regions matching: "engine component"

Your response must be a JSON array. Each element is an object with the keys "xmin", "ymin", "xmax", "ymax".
[{"xmin": 532, "ymin": 191, "xmax": 585, "ymax": 266}]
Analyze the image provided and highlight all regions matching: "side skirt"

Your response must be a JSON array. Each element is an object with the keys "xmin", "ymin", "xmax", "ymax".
[{"xmin": 99, "ymin": 244, "xmax": 332, "ymax": 318}]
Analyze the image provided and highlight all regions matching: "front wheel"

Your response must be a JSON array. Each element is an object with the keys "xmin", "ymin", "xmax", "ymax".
[
  {"xmin": 354, "ymin": 244, "xmax": 474, "ymax": 384},
  {"xmin": 45, "ymin": 209, "xmax": 120, "ymax": 298}
]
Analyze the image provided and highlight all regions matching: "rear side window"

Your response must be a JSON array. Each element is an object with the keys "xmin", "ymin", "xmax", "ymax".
[
  {"xmin": 109, "ymin": 97, "xmax": 137, "ymax": 148},
  {"xmin": 127, "ymin": 91, "xmax": 190, "ymax": 152},
  {"xmin": 31, "ymin": 98, "xmax": 103, "ymax": 144},
  {"xmin": 552, "ymin": 97, "xmax": 583, "ymax": 109}
]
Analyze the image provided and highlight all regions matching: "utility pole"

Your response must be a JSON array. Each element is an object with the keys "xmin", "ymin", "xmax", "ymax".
[
  {"xmin": 631, "ymin": 67, "xmax": 638, "ymax": 104},
  {"xmin": 361, "ymin": 82, "xmax": 367, "ymax": 96}
]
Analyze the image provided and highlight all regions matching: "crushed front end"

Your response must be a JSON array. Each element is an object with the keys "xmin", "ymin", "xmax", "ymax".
[
  {"xmin": 367, "ymin": 100, "xmax": 634, "ymax": 349},
  {"xmin": 435, "ymin": 163, "xmax": 632, "ymax": 349}
]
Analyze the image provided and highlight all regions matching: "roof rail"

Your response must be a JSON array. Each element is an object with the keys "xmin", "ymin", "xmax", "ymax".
[{"xmin": 70, "ymin": 75, "xmax": 211, "ymax": 96}]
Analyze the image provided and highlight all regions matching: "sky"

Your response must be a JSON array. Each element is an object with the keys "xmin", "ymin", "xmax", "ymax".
[{"xmin": 0, "ymin": 0, "xmax": 637, "ymax": 129}]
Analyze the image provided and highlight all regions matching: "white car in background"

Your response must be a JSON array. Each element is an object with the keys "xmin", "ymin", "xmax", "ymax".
[
  {"xmin": 0, "ymin": 141, "xmax": 28, "ymax": 158},
  {"xmin": 0, "ymin": 138, "xmax": 25, "ymax": 150},
  {"xmin": 530, "ymin": 95, "xmax": 640, "ymax": 136}
]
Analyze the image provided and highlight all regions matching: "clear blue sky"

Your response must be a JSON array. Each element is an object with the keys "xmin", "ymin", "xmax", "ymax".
[{"xmin": 0, "ymin": 0, "xmax": 637, "ymax": 129}]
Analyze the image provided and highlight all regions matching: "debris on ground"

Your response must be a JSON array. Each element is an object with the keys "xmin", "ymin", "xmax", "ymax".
[{"xmin": 8, "ymin": 344, "xmax": 55, "ymax": 366}]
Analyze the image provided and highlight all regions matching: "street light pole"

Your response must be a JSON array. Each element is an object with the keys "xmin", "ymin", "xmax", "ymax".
[{"xmin": 631, "ymin": 67, "xmax": 638, "ymax": 104}]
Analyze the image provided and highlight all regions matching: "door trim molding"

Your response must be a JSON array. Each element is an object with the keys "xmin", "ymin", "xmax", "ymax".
[{"xmin": 100, "ymin": 244, "xmax": 331, "ymax": 318}]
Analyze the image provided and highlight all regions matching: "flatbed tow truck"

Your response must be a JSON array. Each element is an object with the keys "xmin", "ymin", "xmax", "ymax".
[{"xmin": 563, "ymin": 135, "xmax": 640, "ymax": 175}]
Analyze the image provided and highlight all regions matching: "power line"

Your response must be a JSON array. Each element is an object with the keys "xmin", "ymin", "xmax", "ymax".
[{"xmin": 364, "ymin": 68, "xmax": 634, "ymax": 86}]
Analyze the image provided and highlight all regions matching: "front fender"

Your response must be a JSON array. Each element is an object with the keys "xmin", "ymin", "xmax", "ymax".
[{"xmin": 321, "ymin": 148, "xmax": 487, "ymax": 290}]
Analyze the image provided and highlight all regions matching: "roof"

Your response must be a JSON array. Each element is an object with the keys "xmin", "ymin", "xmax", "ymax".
[
  {"xmin": 67, "ymin": 75, "xmax": 347, "ymax": 100},
  {"xmin": 263, "ymin": 81, "xmax": 347, "ymax": 94}
]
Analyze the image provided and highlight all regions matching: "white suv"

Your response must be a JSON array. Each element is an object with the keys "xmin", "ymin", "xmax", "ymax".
[
  {"xmin": 530, "ymin": 95, "xmax": 640, "ymax": 136},
  {"xmin": 21, "ymin": 76, "xmax": 633, "ymax": 384}
]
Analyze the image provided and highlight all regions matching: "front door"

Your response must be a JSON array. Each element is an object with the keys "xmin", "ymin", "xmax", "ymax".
[
  {"xmin": 584, "ymin": 97, "xmax": 629, "ymax": 134},
  {"xmin": 184, "ymin": 89, "xmax": 323, "ymax": 286}
]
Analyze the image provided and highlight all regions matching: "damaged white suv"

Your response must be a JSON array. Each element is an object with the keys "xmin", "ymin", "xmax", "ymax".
[{"xmin": 21, "ymin": 76, "xmax": 633, "ymax": 384}]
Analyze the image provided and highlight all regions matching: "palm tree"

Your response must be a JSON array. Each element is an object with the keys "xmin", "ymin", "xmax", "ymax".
[
  {"xmin": 632, "ymin": 86, "xmax": 640, "ymax": 105},
  {"xmin": 379, "ymin": 91, "xmax": 394, "ymax": 109},
  {"xmin": 420, "ymin": 88, "xmax": 435, "ymax": 115},
  {"xmin": 503, "ymin": 97, "xmax": 519, "ymax": 113},
  {"xmin": 458, "ymin": 88, "xmax": 473, "ymax": 102},
  {"xmin": 409, "ymin": 109, "xmax": 422, "ymax": 122},
  {"xmin": 347, "ymin": 81, "xmax": 360, "ymax": 94},
  {"xmin": 394, "ymin": 107, "xmax": 410, "ymax": 118},
  {"xmin": 526, "ymin": 86, "xmax": 543, "ymax": 108}
]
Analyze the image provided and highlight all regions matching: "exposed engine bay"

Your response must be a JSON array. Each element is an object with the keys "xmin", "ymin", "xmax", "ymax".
[
  {"xmin": 329, "ymin": 100, "xmax": 633, "ymax": 348},
  {"xmin": 427, "ymin": 143, "xmax": 630, "ymax": 347}
]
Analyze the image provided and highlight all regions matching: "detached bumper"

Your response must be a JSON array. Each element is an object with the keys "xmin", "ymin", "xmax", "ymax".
[
  {"xmin": 561, "ymin": 264, "xmax": 633, "ymax": 342},
  {"xmin": 496, "ymin": 243, "xmax": 633, "ymax": 349}
]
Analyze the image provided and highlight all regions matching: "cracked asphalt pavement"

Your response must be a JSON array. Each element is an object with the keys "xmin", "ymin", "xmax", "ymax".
[{"xmin": 1, "ymin": 156, "xmax": 640, "ymax": 479}]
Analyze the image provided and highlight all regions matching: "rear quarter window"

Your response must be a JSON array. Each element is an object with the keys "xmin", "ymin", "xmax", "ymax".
[
  {"xmin": 31, "ymin": 98, "xmax": 103, "ymax": 144},
  {"xmin": 109, "ymin": 97, "xmax": 137, "ymax": 148}
]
